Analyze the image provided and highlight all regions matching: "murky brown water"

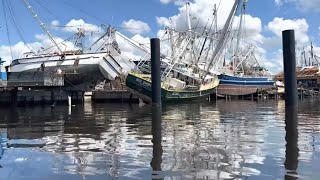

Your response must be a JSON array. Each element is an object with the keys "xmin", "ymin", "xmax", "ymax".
[{"xmin": 0, "ymin": 100, "xmax": 319, "ymax": 179}]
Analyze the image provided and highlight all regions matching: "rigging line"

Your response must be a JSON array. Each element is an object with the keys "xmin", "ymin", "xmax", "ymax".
[
  {"xmin": 114, "ymin": 26, "xmax": 151, "ymax": 31},
  {"xmin": 217, "ymin": 0, "xmax": 222, "ymax": 12},
  {"xmin": 40, "ymin": 36, "xmax": 75, "ymax": 53},
  {"xmin": 59, "ymin": 0, "xmax": 108, "ymax": 24},
  {"xmin": 32, "ymin": 0, "xmax": 76, "ymax": 33},
  {"xmin": 32, "ymin": 0, "xmax": 57, "ymax": 18},
  {"xmin": 6, "ymin": 0, "xmax": 33, "ymax": 51},
  {"xmin": 2, "ymin": 0, "xmax": 14, "ymax": 62},
  {"xmin": 21, "ymin": 0, "xmax": 63, "ymax": 53}
]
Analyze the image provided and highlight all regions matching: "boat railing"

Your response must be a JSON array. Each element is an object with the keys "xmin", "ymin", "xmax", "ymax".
[{"xmin": 62, "ymin": 50, "xmax": 82, "ymax": 55}]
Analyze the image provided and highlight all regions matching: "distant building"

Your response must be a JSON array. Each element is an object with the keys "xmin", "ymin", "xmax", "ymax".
[{"xmin": 275, "ymin": 66, "xmax": 320, "ymax": 91}]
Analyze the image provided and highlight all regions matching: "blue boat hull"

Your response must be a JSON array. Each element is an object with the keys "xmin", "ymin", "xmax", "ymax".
[{"xmin": 217, "ymin": 74, "xmax": 275, "ymax": 95}]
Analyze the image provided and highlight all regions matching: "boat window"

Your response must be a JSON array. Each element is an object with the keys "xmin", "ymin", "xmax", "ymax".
[{"xmin": 11, "ymin": 60, "xmax": 20, "ymax": 66}]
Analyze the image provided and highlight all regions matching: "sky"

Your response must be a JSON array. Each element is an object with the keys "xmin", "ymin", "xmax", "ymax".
[{"xmin": 1, "ymin": 0, "xmax": 320, "ymax": 74}]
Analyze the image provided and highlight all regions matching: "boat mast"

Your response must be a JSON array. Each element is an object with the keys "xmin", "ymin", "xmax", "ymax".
[
  {"xmin": 21, "ymin": 0, "xmax": 63, "ymax": 53},
  {"xmin": 194, "ymin": 4, "xmax": 217, "ymax": 66},
  {"xmin": 214, "ymin": 4, "xmax": 218, "ymax": 39},
  {"xmin": 202, "ymin": 0, "xmax": 240, "ymax": 81},
  {"xmin": 169, "ymin": 28, "xmax": 175, "ymax": 59},
  {"xmin": 303, "ymin": 48, "xmax": 307, "ymax": 67},
  {"xmin": 234, "ymin": 0, "xmax": 246, "ymax": 74}
]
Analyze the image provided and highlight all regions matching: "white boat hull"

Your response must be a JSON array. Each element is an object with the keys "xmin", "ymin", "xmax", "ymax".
[{"xmin": 7, "ymin": 52, "xmax": 137, "ymax": 90}]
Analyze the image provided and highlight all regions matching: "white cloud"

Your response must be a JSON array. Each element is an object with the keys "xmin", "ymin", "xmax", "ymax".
[
  {"xmin": 258, "ymin": 17, "xmax": 313, "ymax": 74},
  {"xmin": 160, "ymin": 0, "xmax": 189, "ymax": 6},
  {"xmin": 267, "ymin": 17, "xmax": 309, "ymax": 45},
  {"xmin": 275, "ymin": 0, "xmax": 320, "ymax": 11},
  {"xmin": 63, "ymin": 19, "xmax": 102, "ymax": 33},
  {"xmin": 156, "ymin": 17, "xmax": 172, "ymax": 28},
  {"xmin": 51, "ymin": 20, "xmax": 60, "ymax": 27},
  {"xmin": 0, "ymin": 42, "xmax": 30, "ymax": 69},
  {"xmin": 121, "ymin": 19, "xmax": 151, "ymax": 35},
  {"xmin": 0, "ymin": 33, "xmax": 77, "ymax": 70},
  {"xmin": 160, "ymin": 0, "xmax": 171, "ymax": 4},
  {"xmin": 50, "ymin": 20, "xmax": 60, "ymax": 31},
  {"xmin": 275, "ymin": 0, "xmax": 283, "ymax": 6},
  {"xmin": 233, "ymin": 14, "xmax": 264, "ymax": 44},
  {"xmin": 263, "ymin": 49, "xmax": 284, "ymax": 74},
  {"xmin": 157, "ymin": 0, "xmax": 236, "ymax": 31},
  {"xmin": 112, "ymin": 32, "xmax": 151, "ymax": 61},
  {"xmin": 300, "ymin": 0, "xmax": 320, "ymax": 11},
  {"xmin": 34, "ymin": 34, "xmax": 77, "ymax": 52},
  {"xmin": 131, "ymin": 34, "xmax": 150, "ymax": 46},
  {"xmin": 274, "ymin": 0, "xmax": 293, "ymax": 6}
]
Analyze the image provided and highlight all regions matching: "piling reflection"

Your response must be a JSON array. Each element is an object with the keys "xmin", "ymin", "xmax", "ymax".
[
  {"xmin": 0, "ymin": 128, "xmax": 6, "ymax": 168},
  {"xmin": 284, "ymin": 106, "xmax": 299, "ymax": 179},
  {"xmin": 151, "ymin": 105, "xmax": 163, "ymax": 179}
]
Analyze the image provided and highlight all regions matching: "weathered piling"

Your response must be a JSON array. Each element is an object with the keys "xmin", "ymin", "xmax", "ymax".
[
  {"xmin": 282, "ymin": 30, "xmax": 298, "ymax": 108},
  {"xmin": 282, "ymin": 30, "xmax": 299, "ymax": 178},
  {"xmin": 151, "ymin": 38, "xmax": 161, "ymax": 105}
]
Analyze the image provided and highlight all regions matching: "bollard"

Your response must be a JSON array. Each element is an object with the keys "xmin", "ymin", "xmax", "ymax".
[
  {"xmin": 151, "ymin": 38, "xmax": 161, "ymax": 105},
  {"xmin": 282, "ymin": 30, "xmax": 298, "ymax": 108}
]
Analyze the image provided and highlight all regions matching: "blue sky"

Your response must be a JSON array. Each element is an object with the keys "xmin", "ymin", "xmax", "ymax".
[{"xmin": 1, "ymin": 0, "xmax": 320, "ymax": 74}]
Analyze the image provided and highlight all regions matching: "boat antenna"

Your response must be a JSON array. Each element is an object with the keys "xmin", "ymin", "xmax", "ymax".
[
  {"xmin": 21, "ymin": 0, "xmax": 63, "ymax": 54},
  {"xmin": 186, "ymin": 2, "xmax": 192, "ymax": 32},
  {"xmin": 303, "ymin": 47, "xmax": 307, "ymax": 67},
  {"xmin": 311, "ymin": 41, "xmax": 314, "ymax": 65}
]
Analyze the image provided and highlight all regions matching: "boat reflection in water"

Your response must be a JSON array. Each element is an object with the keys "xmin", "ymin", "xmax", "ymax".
[{"xmin": 0, "ymin": 100, "xmax": 319, "ymax": 179}]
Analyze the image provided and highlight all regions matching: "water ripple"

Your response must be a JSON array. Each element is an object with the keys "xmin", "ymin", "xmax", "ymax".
[{"xmin": 0, "ymin": 100, "xmax": 319, "ymax": 179}]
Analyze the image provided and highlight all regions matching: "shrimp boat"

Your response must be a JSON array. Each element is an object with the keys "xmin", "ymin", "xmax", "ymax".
[
  {"xmin": 216, "ymin": 0, "xmax": 275, "ymax": 96},
  {"xmin": 4, "ymin": 0, "xmax": 136, "ymax": 90},
  {"xmin": 126, "ymin": 70, "xmax": 219, "ymax": 103},
  {"xmin": 125, "ymin": 1, "xmax": 240, "ymax": 102}
]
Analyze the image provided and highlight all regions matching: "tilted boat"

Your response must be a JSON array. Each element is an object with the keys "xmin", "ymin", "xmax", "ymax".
[
  {"xmin": 126, "ymin": 72, "xmax": 219, "ymax": 103},
  {"xmin": 125, "ymin": 1, "xmax": 240, "ymax": 103},
  {"xmin": 3, "ymin": 0, "xmax": 137, "ymax": 90}
]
